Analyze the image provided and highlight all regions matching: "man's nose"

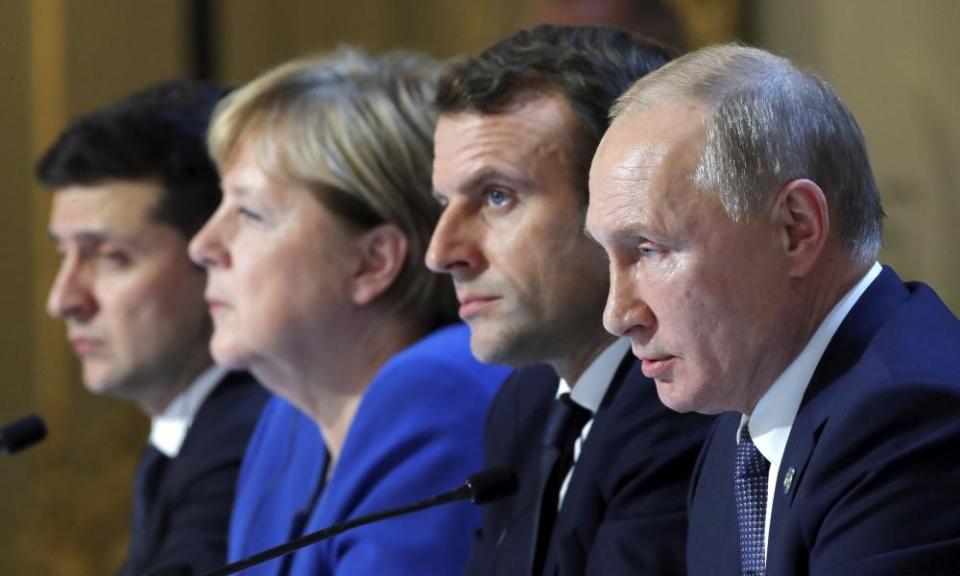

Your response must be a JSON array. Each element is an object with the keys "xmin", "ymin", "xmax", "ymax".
[{"xmin": 47, "ymin": 257, "xmax": 98, "ymax": 322}]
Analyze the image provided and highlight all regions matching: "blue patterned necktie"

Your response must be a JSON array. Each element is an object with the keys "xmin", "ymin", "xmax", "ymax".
[{"xmin": 735, "ymin": 425, "xmax": 770, "ymax": 576}]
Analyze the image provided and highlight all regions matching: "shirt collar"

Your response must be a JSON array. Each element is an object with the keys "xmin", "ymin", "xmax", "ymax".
[
  {"xmin": 149, "ymin": 365, "xmax": 227, "ymax": 457},
  {"xmin": 740, "ymin": 262, "xmax": 882, "ymax": 467},
  {"xmin": 557, "ymin": 338, "xmax": 631, "ymax": 413}
]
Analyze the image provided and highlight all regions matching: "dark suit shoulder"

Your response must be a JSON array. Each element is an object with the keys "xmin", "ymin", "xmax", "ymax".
[
  {"xmin": 485, "ymin": 365, "xmax": 556, "ymax": 434},
  {"xmin": 125, "ymin": 371, "xmax": 268, "ymax": 576},
  {"xmin": 771, "ymin": 271, "xmax": 960, "ymax": 575},
  {"xmin": 178, "ymin": 371, "xmax": 268, "ymax": 461}
]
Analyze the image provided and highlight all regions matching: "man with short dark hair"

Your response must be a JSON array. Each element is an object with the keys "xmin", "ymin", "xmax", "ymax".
[
  {"xmin": 39, "ymin": 80, "xmax": 268, "ymax": 576},
  {"xmin": 427, "ymin": 25, "xmax": 712, "ymax": 575},
  {"xmin": 587, "ymin": 44, "xmax": 960, "ymax": 575}
]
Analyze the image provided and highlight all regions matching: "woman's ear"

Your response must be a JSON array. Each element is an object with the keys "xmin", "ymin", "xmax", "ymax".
[{"xmin": 349, "ymin": 223, "xmax": 408, "ymax": 306}]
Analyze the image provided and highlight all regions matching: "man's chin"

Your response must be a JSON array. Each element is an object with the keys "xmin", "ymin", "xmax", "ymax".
[
  {"xmin": 82, "ymin": 372, "xmax": 133, "ymax": 401},
  {"xmin": 654, "ymin": 380, "xmax": 697, "ymax": 414},
  {"xmin": 81, "ymin": 363, "xmax": 117, "ymax": 396},
  {"xmin": 654, "ymin": 382, "xmax": 726, "ymax": 415},
  {"xmin": 468, "ymin": 331, "xmax": 519, "ymax": 366}
]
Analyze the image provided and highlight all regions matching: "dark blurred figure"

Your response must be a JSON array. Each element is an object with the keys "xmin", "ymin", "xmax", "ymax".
[
  {"xmin": 530, "ymin": 0, "xmax": 687, "ymax": 50},
  {"xmin": 38, "ymin": 80, "xmax": 268, "ymax": 576}
]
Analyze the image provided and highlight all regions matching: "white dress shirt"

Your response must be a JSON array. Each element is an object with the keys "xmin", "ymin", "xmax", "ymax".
[
  {"xmin": 149, "ymin": 365, "xmax": 227, "ymax": 458},
  {"xmin": 737, "ymin": 262, "xmax": 882, "ymax": 554},
  {"xmin": 555, "ymin": 337, "xmax": 632, "ymax": 508}
]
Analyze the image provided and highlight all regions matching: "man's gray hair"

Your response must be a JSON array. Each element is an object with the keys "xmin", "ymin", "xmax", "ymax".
[{"xmin": 613, "ymin": 44, "xmax": 884, "ymax": 262}]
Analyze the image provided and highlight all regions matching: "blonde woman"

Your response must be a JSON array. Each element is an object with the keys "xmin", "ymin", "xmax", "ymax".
[{"xmin": 189, "ymin": 50, "xmax": 508, "ymax": 575}]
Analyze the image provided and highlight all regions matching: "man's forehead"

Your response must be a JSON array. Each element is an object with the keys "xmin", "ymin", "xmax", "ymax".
[
  {"xmin": 606, "ymin": 142, "xmax": 669, "ymax": 182},
  {"xmin": 49, "ymin": 182, "xmax": 166, "ymax": 240},
  {"xmin": 597, "ymin": 104, "xmax": 707, "ymax": 181},
  {"xmin": 434, "ymin": 104, "xmax": 574, "ymax": 188},
  {"xmin": 437, "ymin": 105, "xmax": 570, "ymax": 150}
]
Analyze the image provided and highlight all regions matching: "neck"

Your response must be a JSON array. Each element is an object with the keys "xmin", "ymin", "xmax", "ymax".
[
  {"xmin": 137, "ymin": 350, "xmax": 214, "ymax": 417},
  {"xmin": 740, "ymin": 252, "xmax": 873, "ymax": 414},
  {"xmin": 552, "ymin": 324, "xmax": 618, "ymax": 385},
  {"xmin": 260, "ymin": 310, "xmax": 426, "ymax": 465}
]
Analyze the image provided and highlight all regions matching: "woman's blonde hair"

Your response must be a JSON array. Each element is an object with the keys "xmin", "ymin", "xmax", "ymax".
[{"xmin": 209, "ymin": 48, "xmax": 456, "ymax": 328}]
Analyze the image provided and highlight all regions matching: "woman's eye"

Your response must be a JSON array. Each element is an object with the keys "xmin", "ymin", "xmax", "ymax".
[{"xmin": 238, "ymin": 206, "xmax": 263, "ymax": 222}]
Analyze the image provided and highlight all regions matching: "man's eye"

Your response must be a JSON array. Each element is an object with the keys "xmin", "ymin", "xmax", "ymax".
[
  {"xmin": 484, "ymin": 187, "xmax": 511, "ymax": 208},
  {"xmin": 637, "ymin": 244, "xmax": 663, "ymax": 259},
  {"xmin": 98, "ymin": 249, "xmax": 130, "ymax": 266}
]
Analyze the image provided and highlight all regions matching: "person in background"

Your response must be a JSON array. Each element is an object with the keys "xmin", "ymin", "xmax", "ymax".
[
  {"xmin": 39, "ymin": 80, "xmax": 268, "ymax": 576},
  {"xmin": 426, "ymin": 25, "xmax": 713, "ymax": 575},
  {"xmin": 530, "ymin": 0, "xmax": 687, "ymax": 50},
  {"xmin": 587, "ymin": 43, "xmax": 960, "ymax": 575},
  {"xmin": 188, "ymin": 50, "xmax": 509, "ymax": 576}
]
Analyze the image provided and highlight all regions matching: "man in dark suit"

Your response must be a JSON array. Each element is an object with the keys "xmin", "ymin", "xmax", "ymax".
[
  {"xmin": 38, "ymin": 80, "xmax": 268, "ymax": 576},
  {"xmin": 426, "ymin": 26, "xmax": 713, "ymax": 575},
  {"xmin": 587, "ymin": 44, "xmax": 960, "ymax": 575}
]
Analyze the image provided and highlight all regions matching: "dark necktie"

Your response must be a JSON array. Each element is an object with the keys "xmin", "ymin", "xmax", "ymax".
[
  {"xmin": 132, "ymin": 445, "xmax": 169, "ymax": 534},
  {"xmin": 735, "ymin": 425, "xmax": 770, "ymax": 576},
  {"xmin": 530, "ymin": 393, "xmax": 593, "ymax": 575}
]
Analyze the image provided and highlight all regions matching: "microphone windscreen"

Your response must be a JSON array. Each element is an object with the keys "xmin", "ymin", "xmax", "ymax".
[
  {"xmin": 466, "ymin": 469, "xmax": 518, "ymax": 505},
  {"xmin": 1, "ymin": 415, "xmax": 47, "ymax": 454}
]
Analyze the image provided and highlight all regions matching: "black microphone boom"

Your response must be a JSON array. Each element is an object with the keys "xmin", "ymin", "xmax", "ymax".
[
  {"xmin": 199, "ymin": 468, "xmax": 517, "ymax": 576},
  {"xmin": 0, "ymin": 415, "xmax": 47, "ymax": 455}
]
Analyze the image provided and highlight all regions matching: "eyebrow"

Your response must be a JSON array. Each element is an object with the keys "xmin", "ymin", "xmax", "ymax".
[
  {"xmin": 440, "ymin": 167, "xmax": 532, "ymax": 199},
  {"xmin": 48, "ymin": 230, "xmax": 106, "ymax": 243},
  {"xmin": 222, "ymin": 182, "xmax": 252, "ymax": 198},
  {"xmin": 48, "ymin": 229, "xmax": 145, "ymax": 253}
]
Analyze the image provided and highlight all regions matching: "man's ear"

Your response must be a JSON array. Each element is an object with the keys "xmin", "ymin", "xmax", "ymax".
[
  {"xmin": 772, "ymin": 178, "xmax": 829, "ymax": 278},
  {"xmin": 350, "ymin": 223, "xmax": 408, "ymax": 306}
]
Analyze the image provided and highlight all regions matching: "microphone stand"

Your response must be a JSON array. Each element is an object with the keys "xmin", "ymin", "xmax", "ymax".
[{"xmin": 199, "ymin": 469, "xmax": 516, "ymax": 576}]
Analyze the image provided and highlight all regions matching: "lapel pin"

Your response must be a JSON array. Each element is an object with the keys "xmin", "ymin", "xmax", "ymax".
[{"xmin": 782, "ymin": 467, "xmax": 796, "ymax": 495}]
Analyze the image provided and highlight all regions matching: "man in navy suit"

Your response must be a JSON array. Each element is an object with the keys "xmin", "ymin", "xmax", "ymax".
[
  {"xmin": 38, "ymin": 80, "xmax": 268, "ymax": 576},
  {"xmin": 587, "ymin": 43, "xmax": 960, "ymax": 575},
  {"xmin": 426, "ymin": 26, "xmax": 713, "ymax": 575}
]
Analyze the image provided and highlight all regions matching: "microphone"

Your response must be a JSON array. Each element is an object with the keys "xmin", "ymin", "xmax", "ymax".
[
  {"xmin": 197, "ymin": 468, "xmax": 517, "ymax": 576},
  {"xmin": 0, "ymin": 415, "xmax": 47, "ymax": 455}
]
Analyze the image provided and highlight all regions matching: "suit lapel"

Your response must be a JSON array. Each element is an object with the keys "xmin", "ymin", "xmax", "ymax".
[
  {"xmin": 539, "ymin": 353, "xmax": 635, "ymax": 574},
  {"xmin": 482, "ymin": 365, "xmax": 556, "ymax": 576},
  {"xmin": 769, "ymin": 268, "xmax": 909, "ymax": 549},
  {"xmin": 686, "ymin": 413, "xmax": 740, "ymax": 575}
]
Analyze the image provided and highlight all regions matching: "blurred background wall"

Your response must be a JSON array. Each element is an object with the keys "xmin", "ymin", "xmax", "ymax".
[{"xmin": 0, "ymin": 0, "xmax": 955, "ymax": 573}]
